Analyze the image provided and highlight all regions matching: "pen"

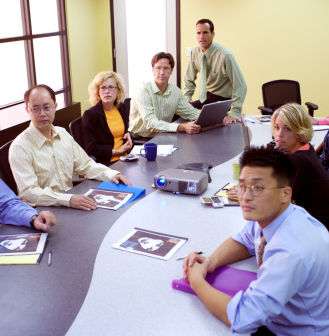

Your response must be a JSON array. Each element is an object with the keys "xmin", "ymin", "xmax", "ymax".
[
  {"xmin": 176, "ymin": 251, "xmax": 203, "ymax": 261},
  {"xmin": 215, "ymin": 182, "xmax": 230, "ymax": 194},
  {"xmin": 48, "ymin": 251, "xmax": 52, "ymax": 266}
]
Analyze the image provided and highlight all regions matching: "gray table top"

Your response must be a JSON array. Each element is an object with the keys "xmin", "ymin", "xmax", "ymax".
[
  {"xmin": 0, "ymin": 123, "xmax": 246, "ymax": 336},
  {"xmin": 1, "ymin": 121, "xmax": 326, "ymax": 336}
]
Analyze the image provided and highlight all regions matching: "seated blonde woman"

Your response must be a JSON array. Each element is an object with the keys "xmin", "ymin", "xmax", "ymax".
[
  {"xmin": 271, "ymin": 103, "xmax": 329, "ymax": 230},
  {"xmin": 82, "ymin": 71, "xmax": 133, "ymax": 165}
]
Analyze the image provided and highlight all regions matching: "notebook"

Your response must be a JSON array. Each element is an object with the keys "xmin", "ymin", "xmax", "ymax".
[
  {"xmin": 172, "ymin": 265, "xmax": 257, "ymax": 297},
  {"xmin": 241, "ymin": 114, "xmax": 251, "ymax": 149},
  {"xmin": 195, "ymin": 100, "xmax": 233, "ymax": 130}
]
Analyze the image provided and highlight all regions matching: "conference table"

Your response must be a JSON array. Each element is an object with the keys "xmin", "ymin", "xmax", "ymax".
[{"xmin": 0, "ymin": 121, "xmax": 326, "ymax": 336}]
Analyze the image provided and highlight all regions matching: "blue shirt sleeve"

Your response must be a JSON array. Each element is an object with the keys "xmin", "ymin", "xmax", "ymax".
[
  {"xmin": 0, "ymin": 179, "xmax": 37, "ymax": 227},
  {"xmin": 227, "ymin": 240, "xmax": 307, "ymax": 334},
  {"xmin": 232, "ymin": 220, "xmax": 256, "ymax": 256}
]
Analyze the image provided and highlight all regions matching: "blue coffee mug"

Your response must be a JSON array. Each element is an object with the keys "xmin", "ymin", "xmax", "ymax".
[{"xmin": 140, "ymin": 143, "xmax": 157, "ymax": 161}]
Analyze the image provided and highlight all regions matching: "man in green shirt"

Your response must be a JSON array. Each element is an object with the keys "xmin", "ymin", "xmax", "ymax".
[
  {"xmin": 129, "ymin": 52, "xmax": 201, "ymax": 139},
  {"xmin": 184, "ymin": 19, "xmax": 247, "ymax": 124}
]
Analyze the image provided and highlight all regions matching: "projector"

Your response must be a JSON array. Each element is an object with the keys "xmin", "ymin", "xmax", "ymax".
[{"xmin": 154, "ymin": 168, "xmax": 208, "ymax": 195}]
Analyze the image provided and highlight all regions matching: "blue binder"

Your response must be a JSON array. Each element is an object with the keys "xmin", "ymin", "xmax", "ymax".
[{"xmin": 96, "ymin": 182, "xmax": 146, "ymax": 207}]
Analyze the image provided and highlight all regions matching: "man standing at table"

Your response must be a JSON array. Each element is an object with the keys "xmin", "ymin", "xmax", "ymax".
[
  {"xmin": 184, "ymin": 19, "xmax": 247, "ymax": 124},
  {"xmin": 9, "ymin": 84, "xmax": 130, "ymax": 211},
  {"xmin": 129, "ymin": 52, "xmax": 201, "ymax": 139},
  {"xmin": 0, "ymin": 179, "xmax": 55, "ymax": 231},
  {"xmin": 183, "ymin": 146, "xmax": 329, "ymax": 335}
]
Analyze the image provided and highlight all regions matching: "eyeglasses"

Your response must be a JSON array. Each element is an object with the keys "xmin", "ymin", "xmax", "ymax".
[
  {"xmin": 235, "ymin": 184, "xmax": 285, "ymax": 197},
  {"xmin": 29, "ymin": 105, "xmax": 54, "ymax": 114},
  {"xmin": 99, "ymin": 85, "xmax": 117, "ymax": 92},
  {"xmin": 153, "ymin": 66, "xmax": 171, "ymax": 73}
]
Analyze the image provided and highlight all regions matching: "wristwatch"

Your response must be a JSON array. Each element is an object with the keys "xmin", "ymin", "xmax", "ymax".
[{"xmin": 30, "ymin": 215, "xmax": 37, "ymax": 229}]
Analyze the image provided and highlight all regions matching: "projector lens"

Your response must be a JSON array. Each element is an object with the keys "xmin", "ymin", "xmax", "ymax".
[{"xmin": 156, "ymin": 177, "xmax": 166, "ymax": 188}]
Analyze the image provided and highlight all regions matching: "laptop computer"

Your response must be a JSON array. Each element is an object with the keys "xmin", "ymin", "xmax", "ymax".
[
  {"xmin": 240, "ymin": 114, "xmax": 251, "ymax": 149},
  {"xmin": 195, "ymin": 99, "xmax": 233, "ymax": 130}
]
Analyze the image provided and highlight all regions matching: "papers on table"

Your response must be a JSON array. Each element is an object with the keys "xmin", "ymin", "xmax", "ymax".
[
  {"xmin": 113, "ymin": 227, "xmax": 188, "ymax": 260},
  {"xmin": 131, "ymin": 145, "xmax": 177, "ymax": 156},
  {"xmin": 214, "ymin": 182, "xmax": 239, "ymax": 206},
  {"xmin": 85, "ymin": 188, "xmax": 134, "ymax": 210},
  {"xmin": 244, "ymin": 116, "xmax": 329, "ymax": 131},
  {"xmin": 244, "ymin": 115, "xmax": 271, "ymax": 125},
  {"xmin": 313, "ymin": 125, "xmax": 329, "ymax": 131},
  {"xmin": 0, "ymin": 254, "xmax": 41, "ymax": 265},
  {"xmin": 0, "ymin": 233, "xmax": 48, "ymax": 265}
]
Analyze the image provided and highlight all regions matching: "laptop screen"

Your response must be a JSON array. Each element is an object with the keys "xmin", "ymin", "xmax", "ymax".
[{"xmin": 196, "ymin": 100, "xmax": 233, "ymax": 128}]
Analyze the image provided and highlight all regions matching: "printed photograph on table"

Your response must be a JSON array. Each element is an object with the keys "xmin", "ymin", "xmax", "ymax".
[
  {"xmin": 0, "ymin": 233, "xmax": 48, "ymax": 256},
  {"xmin": 112, "ymin": 228, "xmax": 188, "ymax": 260},
  {"xmin": 85, "ymin": 188, "xmax": 133, "ymax": 210}
]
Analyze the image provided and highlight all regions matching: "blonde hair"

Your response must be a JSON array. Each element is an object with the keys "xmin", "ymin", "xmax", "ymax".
[
  {"xmin": 88, "ymin": 71, "xmax": 126, "ymax": 106},
  {"xmin": 271, "ymin": 103, "xmax": 313, "ymax": 144}
]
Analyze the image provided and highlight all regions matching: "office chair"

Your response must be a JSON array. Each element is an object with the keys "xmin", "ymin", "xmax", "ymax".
[
  {"xmin": 258, "ymin": 80, "xmax": 318, "ymax": 116},
  {"xmin": 0, "ymin": 141, "xmax": 18, "ymax": 194},
  {"xmin": 123, "ymin": 97, "xmax": 131, "ymax": 113},
  {"xmin": 69, "ymin": 117, "xmax": 85, "ymax": 149}
]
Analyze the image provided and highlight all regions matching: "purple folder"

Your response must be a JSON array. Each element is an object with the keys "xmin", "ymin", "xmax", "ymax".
[{"xmin": 172, "ymin": 265, "xmax": 257, "ymax": 297}]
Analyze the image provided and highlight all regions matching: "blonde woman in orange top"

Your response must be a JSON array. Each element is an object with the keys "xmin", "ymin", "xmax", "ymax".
[{"xmin": 82, "ymin": 71, "xmax": 132, "ymax": 165}]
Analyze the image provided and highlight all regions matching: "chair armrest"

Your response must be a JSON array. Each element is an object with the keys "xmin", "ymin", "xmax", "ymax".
[
  {"xmin": 305, "ymin": 102, "xmax": 318, "ymax": 117},
  {"xmin": 305, "ymin": 102, "xmax": 318, "ymax": 110},
  {"xmin": 258, "ymin": 106, "xmax": 273, "ymax": 115}
]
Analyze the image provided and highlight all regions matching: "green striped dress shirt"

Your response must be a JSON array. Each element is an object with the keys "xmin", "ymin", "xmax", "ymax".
[
  {"xmin": 184, "ymin": 42, "xmax": 247, "ymax": 119},
  {"xmin": 129, "ymin": 80, "xmax": 200, "ymax": 138}
]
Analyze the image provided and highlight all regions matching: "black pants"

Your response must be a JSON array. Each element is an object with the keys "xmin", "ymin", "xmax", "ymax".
[
  {"xmin": 251, "ymin": 326, "xmax": 276, "ymax": 336},
  {"xmin": 190, "ymin": 91, "xmax": 231, "ymax": 109}
]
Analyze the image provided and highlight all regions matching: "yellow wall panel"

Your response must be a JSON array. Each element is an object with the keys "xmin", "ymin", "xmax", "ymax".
[
  {"xmin": 180, "ymin": 0, "xmax": 329, "ymax": 117},
  {"xmin": 66, "ymin": 0, "xmax": 113, "ymax": 113}
]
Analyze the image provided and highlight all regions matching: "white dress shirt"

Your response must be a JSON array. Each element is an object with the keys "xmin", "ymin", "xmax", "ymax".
[{"xmin": 9, "ymin": 123, "xmax": 119, "ymax": 207}]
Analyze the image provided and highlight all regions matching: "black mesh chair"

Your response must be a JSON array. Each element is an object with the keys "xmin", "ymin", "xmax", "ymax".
[
  {"xmin": 258, "ymin": 80, "xmax": 318, "ymax": 116},
  {"xmin": 0, "ymin": 141, "xmax": 18, "ymax": 194},
  {"xmin": 69, "ymin": 117, "xmax": 85, "ymax": 149}
]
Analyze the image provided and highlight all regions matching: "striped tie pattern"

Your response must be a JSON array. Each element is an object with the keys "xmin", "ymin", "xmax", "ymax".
[{"xmin": 257, "ymin": 233, "xmax": 267, "ymax": 267}]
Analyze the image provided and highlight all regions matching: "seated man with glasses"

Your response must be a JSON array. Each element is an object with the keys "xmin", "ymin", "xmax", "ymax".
[
  {"xmin": 183, "ymin": 146, "xmax": 329, "ymax": 335},
  {"xmin": 9, "ymin": 84, "xmax": 130, "ymax": 211},
  {"xmin": 129, "ymin": 52, "xmax": 201, "ymax": 139}
]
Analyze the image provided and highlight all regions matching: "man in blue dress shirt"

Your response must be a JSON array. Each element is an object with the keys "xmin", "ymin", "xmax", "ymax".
[
  {"xmin": 0, "ymin": 179, "xmax": 55, "ymax": 231},
  {"xmin": 183, "ymin": 146, "xmax": 329, "ymax": 335}
]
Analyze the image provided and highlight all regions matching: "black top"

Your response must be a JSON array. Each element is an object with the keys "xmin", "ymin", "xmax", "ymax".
[
  {"xmin": 289, "ymin": 145, "xmax": 329, "ymax": 230},
  {"xmin": 82, "ymin": 101, "xmax": 129, "ymax": 165}
]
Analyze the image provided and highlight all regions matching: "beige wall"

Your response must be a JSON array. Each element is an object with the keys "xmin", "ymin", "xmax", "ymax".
[
  {"xmin": 180, "ymin": 0, "xmax": 329, "ymax": 117},
  {"xmin": 66, "ymin": 0, "xmax": 113, "ymax": 113}
]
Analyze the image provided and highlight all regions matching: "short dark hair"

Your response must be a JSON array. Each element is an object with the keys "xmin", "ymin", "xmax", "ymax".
[
  {"xmin": 151, "ymin": 52, "xmax": 175, "ymax": 69},
  {"xmin": 196, "ymin": 19, "xmax": 214, "ymax": 33},
  {"xmin": 24, "ymin": 84, "xmax": 56, "ymax": 105},
  {"xmin": 239, "ymin": 145, "xmax": 295, "ymax": 186}
]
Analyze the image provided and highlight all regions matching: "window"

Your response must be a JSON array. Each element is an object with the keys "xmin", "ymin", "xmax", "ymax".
[
  {"xmin": 111, "ymin": 0, "xmax": 179, "ymax": 96},
  {"xmin": 0, "ymin": 0, "xmax": 71, "ymax": 109}
]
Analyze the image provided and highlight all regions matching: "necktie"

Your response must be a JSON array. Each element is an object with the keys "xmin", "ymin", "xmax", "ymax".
[
  {"xmin": 257, "ymin": 233, "xmax": 267, "ymax": 267},
  {"xmin": 199, "ymin": 53, "xmax": 207, "ymax": 103}
]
